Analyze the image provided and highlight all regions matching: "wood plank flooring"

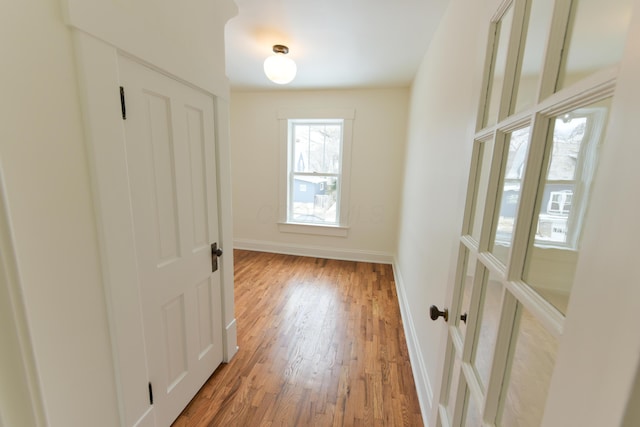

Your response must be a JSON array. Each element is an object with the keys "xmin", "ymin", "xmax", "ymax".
[{"xmin": 172, "ymin": 250, "xmax": 423, "ymax": 426}]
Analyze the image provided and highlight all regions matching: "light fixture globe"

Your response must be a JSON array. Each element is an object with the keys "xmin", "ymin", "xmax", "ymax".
[{"xmin": 264, "ymin": 44, "xmax": 297, "ymax": 85}]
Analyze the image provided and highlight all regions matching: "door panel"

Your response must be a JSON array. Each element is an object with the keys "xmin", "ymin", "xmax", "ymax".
[
  {"xmin": 557, "ymin": 0, "xmax": 633, "ymax": 90},
  {"xmin": 146, "ymin": 92, "xmax": 181, "ymax": 263},
  {"xmin": 186, "ymin": 106, "xmax": 210, "ymax": 250},
  {"xmin": 119, "ymin": 56, "xmax": 223, "ymax": 425},
  {"xmin": 472, "ymin": 269, "xmax": 503, "ymax": 392},
  {"xmin": 196, "ymin": 279, "xmax": 215, "ymax": 358},
  {"xmin": 435, "ymin": 1, "xmax": 631, "ymax": 425},
  {"xmin": 497, "ymin": 304, "xmax": 559, "ymax": 427},
  {"xmin": 445, "ymin": 350, "xmax": 463, "ymax": 421},
  {"xmin": 164, "ymin": 296, "xmax": 188, "ymax": 390}
]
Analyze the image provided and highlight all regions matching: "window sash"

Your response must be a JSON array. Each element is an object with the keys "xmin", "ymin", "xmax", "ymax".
[{"xmin": 287, "ymin": 121, "xmax": 344, "ymax": 226}]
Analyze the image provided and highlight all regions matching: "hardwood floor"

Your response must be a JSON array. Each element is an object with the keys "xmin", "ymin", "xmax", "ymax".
[{"xmin": 172, "ymin": 250, "xmax": 423, "ymax": 427}]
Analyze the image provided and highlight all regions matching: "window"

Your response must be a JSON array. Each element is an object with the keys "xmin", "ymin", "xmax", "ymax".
[
  {"xmin": 278, "ymin": 109, "xmax": 354, "ymax": 236},
  {"xmin": 289, "ymin": 120, "xmax": 341, "ymax": 224}
]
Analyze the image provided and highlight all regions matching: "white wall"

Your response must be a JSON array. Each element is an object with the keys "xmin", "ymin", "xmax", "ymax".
[
  {"xmin": 1, "ymin": 0, "xmax": 236, "ymax": 426},
  {"xmin": 64, "ymin": 0, "xmax": 234, "ymax": 97},
  {"xmin": 230, "ymin": 89, "xmax": 409, "ymax": 262},
  {"xmin": 396, "ymin": 0, "xmax": 640, "ymax": 425},
  {"xmin": 1, "ymin": 2, "xmax": 120, "ymax": 425},
  {"xmin": 0, "ymin": 177, "xmax": 44, "ymax": 427},
  {"xmin": 394, "ymin": 0, "xmax": 490, "ymax": 417}
]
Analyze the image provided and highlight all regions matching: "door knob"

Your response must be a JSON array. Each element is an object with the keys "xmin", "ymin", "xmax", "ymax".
[
  {"xmin": 430, "ymin": 305, "xmax": 449, "ymax": 322},
  {"xmin": 215, "ymin": 247, "xmax": 223, "ymax": 257},
  {"xmin": 460, "ymin": 313, "xmax": 468, "ymax": 324}
]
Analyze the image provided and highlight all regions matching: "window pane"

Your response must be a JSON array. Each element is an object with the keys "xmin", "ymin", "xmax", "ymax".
[
  {"xmin": 513, "ymin": 0, "xmax": 554, "ymax": 113},
  {"xmin": 484, "ymin": 6, "xmax": 515, "ymax": 127},
  {"xmin": 292, "ymin": 123, "xmax": 341, "ymax": 173},
  {"xmin": 290, "ymin": 175, "xmax": 338, "ymax": 224},
  {"xmin": 498, "ymin": 305, "xmax": 558, "ymax": 427},
  {"xmin": 463, "ymin": 386, "xmax": 482, "ymax": 427},
  {"xmin": 469, "ymin": 139, "xmax": 495, "ymax": 242},
  {"xmin": 491, "ymin": 127, "xmax": 530, "ymax": 265},
  {"xmin": 446, "ymin": 346, "xmax": 463, "ymax": 420},
  {"xmin": 473, "ymin": 269, "xmax": 503, "ymax": 392},
  {"xmin": 557, "ymin": 0, "xmax": 633, "ymax": 90},
  {"xmin": 524, "ymin": 98, "xmax": 611, "ymax": 314}
]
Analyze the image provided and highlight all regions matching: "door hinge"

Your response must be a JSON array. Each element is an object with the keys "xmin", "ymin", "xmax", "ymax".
[
  {"xmin": 120, "ymin": 86, "xmax": 127, "ymax": 120},
  {"xmin": 148, "ymin": 382, "xmax": 153, "ymax": 405}
]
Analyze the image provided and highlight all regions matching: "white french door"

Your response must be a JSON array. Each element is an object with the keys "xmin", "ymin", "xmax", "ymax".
[
  {"xmin": 119, "ymin": 56, "xmax": 224, "ymax": 426},
  {"xmin": 435, "ymin": 0, "xmax": 633, "ymax": 425}
]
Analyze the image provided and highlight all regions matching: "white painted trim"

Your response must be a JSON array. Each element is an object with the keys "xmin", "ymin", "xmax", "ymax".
[
  {"xmin": 131, "ymin": 407, "xmax": 154, "ymax": 427},
  {"xmin": 0, "ymin": 165, "xmax": 47, "ymax": 427},
  {"xmin": 72, "ymin": 31, "xmax": 238, "ymax": 427},
  {"xmin": 72, "ymin": 33, "xmax": 149, "ymax": 426},
  {"xmin": 234, "ymin": 238, "xmax": 393, "ymax": 264},
  {"xmin": 392, "ymin": 259, "xmax": 433, "ymax": 426},
  {"xmin": 213, "ymin": 97, "xmax": 239, "ymax": 363},
  {"xmin": 277, "ymin": 222, "xmax": 349, "ymax": 237},
  {"xmin": 223, "ymin": 319, "xmax": 239, "ymax": 363},
  {"xmin": 277, "ymin": 108, "xmax": 356, "ymax": 120}
]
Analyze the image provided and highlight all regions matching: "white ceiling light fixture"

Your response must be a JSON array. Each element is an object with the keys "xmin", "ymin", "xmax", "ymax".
[{"xmin": 263, "ymin": 44, "xmax": 297, "ymax": 85}]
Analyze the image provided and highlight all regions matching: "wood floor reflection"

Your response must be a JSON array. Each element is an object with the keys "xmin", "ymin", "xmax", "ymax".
[{"xmin": 172, "ymin": 250, "xmax": 423, "ymax": 427}]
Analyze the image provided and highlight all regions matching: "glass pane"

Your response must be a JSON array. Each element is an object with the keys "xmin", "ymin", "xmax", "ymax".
[
  {"xmin": 491, "ymin": 127, "xmax": 530, "ymax": 265},
  {"xmin": 463, "ymin": 386, "xmax": 483, "ymax": 427},
  {"xmin": 290, "ymin": 175, "xmax": 338, "ymax": 224},
  {"xmin": 457, "ymin": 250, "xmax": 477, "ymax": 339},
  {"xmin": 446, "ymin": 349, "xmax": 463, "ymax": 420},
  {"xmin": 469, "ymin": 139, "xmax": 495, "ymax": 242},
  {"xmin": 557, "ymin": 0, "xmax": 633, "ymax": 90},
  {"xmin": 473, "ymin": 269, "xmax": 503, "ymax": 391},
  {"xmin": 513, "ymin": 0, "xmax": 554, "ymax": 113},
  {"xmin": 524, "ymin": 98, "xmax": 611, "ymax": 314},
  {"xmin": 498, "ymin": 305, "xmax": 559, "ymax": 427},
  {"xmin": 484, "ymin": 6, "xmax": 515, "ymax": 127},
  {"xmin": 292, "ymin": 122, "xmax": 342, "ymax": 173}
]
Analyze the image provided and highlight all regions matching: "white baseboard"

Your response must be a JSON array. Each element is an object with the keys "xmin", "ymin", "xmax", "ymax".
[
  {"xmin": 234, "ymin": 238, "xmax": 394, "ymax": 264},
  {"xmin": 393, "ymin": 258, "xmax": 434, "ymax": 426}
]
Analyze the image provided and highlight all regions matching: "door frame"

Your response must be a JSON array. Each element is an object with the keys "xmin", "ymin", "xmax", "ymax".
[{"xmin": 70, "ymin": 30, "xmax": 237, "ymax": 427}]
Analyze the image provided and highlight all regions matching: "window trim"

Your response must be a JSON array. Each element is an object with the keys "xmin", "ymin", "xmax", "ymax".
[{"xmin": 277, "ymin": 108, "xmax": 355, "ymax": 236}]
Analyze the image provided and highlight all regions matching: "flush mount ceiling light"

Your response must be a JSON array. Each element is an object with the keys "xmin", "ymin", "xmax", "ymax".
[{"xmin": 263, "ymin": 44, "xmax": 297, "ymax": 85}]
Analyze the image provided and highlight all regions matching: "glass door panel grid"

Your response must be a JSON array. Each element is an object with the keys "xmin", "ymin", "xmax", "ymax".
[{"xmin": 439, "ymin": 0, "xmax": 629, "ymax": 425}]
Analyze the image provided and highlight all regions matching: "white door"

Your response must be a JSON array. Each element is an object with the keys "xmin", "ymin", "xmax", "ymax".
[
  {"xmin": 433, "ymin": 0, "xmax": 633, "ymax": 425},
  {"xmin": 119, "ymin": 56, "xmax": 224, "ymax": 425}
]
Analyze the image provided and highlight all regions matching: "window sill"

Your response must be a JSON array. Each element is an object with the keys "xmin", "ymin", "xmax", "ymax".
[{"xmin": 278, "ymin": 222, "xmax": 349, "ymax": 237}]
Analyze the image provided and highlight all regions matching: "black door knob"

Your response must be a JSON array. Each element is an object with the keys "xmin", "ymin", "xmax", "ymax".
[
  {"xmin": 460, "ymin": 313, "xmax": 468, "ymax": 324},
  {"xmin": 215, "ymin": 248, "xmax": 223, "ymax": 257},
  {"xmin": 430, "ymin": 305, "xmax": 449, "ymax": 322}
]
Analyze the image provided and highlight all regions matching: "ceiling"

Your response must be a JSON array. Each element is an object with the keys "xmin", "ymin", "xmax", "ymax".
[{"xmin": 224, "ymin": 0, "xmax": 450, "ymax": 90}]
